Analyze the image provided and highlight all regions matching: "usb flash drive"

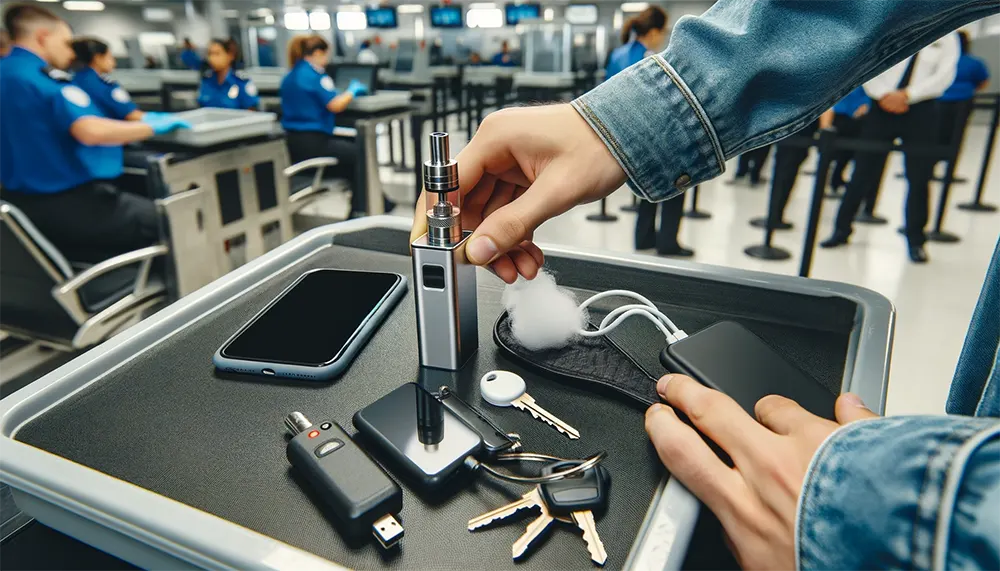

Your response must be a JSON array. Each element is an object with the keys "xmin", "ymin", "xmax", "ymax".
[{"xmin": 284, "ymin": 412, "xmax": 404, "ymax": 548}]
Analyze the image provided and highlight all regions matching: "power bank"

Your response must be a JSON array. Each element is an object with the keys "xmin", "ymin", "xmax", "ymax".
[{"xmin": 660, "ymin": 321, "xmax": 836, "ymax": 420}]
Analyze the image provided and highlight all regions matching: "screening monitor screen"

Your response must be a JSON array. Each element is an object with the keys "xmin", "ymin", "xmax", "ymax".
[
  {"xmin": 505, "ymin": 3, "xmax": 540, "ymax": 25},
  {"xmin": 565, "ymin": 4, "xmax": 599, "ymax": 25},
  {"xmin": 334, "ymin": 64, "xmax": 378, "ymax": 95},
  {"xmin": 430, "ymin": 5, "xmax": 463, "ymax": 28},
  {"xmin": 366, "ymin": 7, "xmax": 398, "ymax": 28}
]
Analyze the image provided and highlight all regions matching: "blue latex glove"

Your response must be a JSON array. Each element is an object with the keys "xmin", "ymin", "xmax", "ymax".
[
  {"xmin": 346, "ymin": 79, "xmax": 368, "ymax": 97},
  {"xmin": 142, "ymin": 113, "xmax": 192, "ymax": 135}
]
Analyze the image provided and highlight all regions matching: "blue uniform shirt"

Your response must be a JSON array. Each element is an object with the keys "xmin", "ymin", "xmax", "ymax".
[
  {"xmin": 832, "ymin": 86, "xmax": 870, "ymax": 117},
  {"xmin": 197, "ymin": 68, "xmax": 259, "ymax": 110},
  {"xmin": 941, "ymin": 54, "xmax": 990, "ymax": 102},
  {"xmin": 606, "ymin": 40, "xmax": 649, "ymax": 79},
  {"xmin": 180, "ymin": 49, "xmax": 201, "ymax": 70},
  {"xmin": 491, "ymin": 53, "xmax": 516, "ymax": 67},
  {"xmin": 0, "ymin": 47, "xmax": 123, "ymax": 193},
  {"xmin": 279, "ymin": 60, "xmax": 338, "ymax": 134},
  {"xmin": 72, "ymin": 66, "xmax": 138, "ymax": 121}
]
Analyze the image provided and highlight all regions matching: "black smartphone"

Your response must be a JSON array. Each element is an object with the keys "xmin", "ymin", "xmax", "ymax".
[
  {"xmin": 214, "ymin": 269, "xmax": 407, "ymax": 381},
  {"xmin": 353, "ymin": 383, "xmax": 484, "ymax": 491},
  {"xmin": 660, "ymin": 321, "xmax": 835, "ymax": 420}
]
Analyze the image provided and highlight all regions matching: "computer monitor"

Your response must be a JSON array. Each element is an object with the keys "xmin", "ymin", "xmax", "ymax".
[
  {"xmin": 366, "ymin": 7, "xmax": 398, "ymax": 29},
  {"xmin": 334, "ymin": 64, "xmax": 378, "ymax": 95},
  {"xmin": 505, "ymin": 3, "xmax": 540, "ymax": 25},
  {"xmin": 430, "ymin": 5, "xmax": 463, "ymax": 28}
]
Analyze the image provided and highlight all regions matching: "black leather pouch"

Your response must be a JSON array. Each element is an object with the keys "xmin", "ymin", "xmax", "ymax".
[{"xmin": 493, "ymin": 311, "xmax": 660, "ymax": 407}]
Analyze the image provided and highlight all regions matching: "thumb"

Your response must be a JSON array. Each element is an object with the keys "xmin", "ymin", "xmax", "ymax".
[
  {"xmin": 835, "ymin": 393, "xmax": 879, "ymax": 424},
  {"xmin": 465, "ymin": 167, "xmax": 574, "ymax": 265}
]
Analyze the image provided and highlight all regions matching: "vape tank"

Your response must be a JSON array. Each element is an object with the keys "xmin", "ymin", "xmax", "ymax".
[{"xmin": 411, "ymin": 132, "xmax": 479, "ymax": 370}]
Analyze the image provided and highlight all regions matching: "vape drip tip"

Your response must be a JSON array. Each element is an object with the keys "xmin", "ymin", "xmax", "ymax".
[{"xmin": 423, "ymin": 132, "xmax": 462, "ymax": 245}]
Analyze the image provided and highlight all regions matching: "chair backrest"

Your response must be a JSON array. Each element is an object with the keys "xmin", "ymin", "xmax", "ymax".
[{"xmin": 0, "ymin": 202, "xmax": 80, "ymax": 342}]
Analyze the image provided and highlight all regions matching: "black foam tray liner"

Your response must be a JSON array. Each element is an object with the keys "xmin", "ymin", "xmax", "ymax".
[{"xmin": 15, "ymin": 227, "xmax": 856, "ymax": 570}]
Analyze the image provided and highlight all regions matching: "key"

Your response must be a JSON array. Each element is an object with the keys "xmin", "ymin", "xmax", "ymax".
[
  {"xmin": 540, "ymin": 461, "xmax": 611, "ymax": 566},
  {"xmin": 512, "ymin": 506, "xmax": 556, "ymax": 560},
  {"xmin": 467, "ymin": 488, "xmax": 544, "ymax": 531},
  {"xmin": 480, "ymin": 370, "xmax": 580, "ymax": 439}
]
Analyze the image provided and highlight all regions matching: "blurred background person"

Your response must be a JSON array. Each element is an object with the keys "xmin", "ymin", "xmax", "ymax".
[
  {"xmin": 180, "ymin": 37, "xmax": 200, "ymax": 70},
  {"xmin": 197, "ymin": 38, "xmax": 259, "ymax": 110}
]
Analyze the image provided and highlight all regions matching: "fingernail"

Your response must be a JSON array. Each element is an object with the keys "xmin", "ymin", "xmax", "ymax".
[
  {"xmin": 648, "ymin": 403, "xmax": 664, "ymax": 414},
  {"xmin": 656, "ymin": 374, "xmax": 674, "ymax": 396},
  {"xmin": 468, "ymin": 236, "xmax": 498, "ymax": 265},
  {"xmin": 841, "ymin": 393, "xmax": 867, "ymax": 409}
]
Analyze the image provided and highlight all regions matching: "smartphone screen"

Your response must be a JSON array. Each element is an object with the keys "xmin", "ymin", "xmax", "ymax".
[{"xmin": 221, "ymin": 269, "xmax": 401, "ymax": 367}]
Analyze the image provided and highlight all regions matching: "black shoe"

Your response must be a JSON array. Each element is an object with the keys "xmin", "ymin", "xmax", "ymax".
[
  {"xmin": 724, "ymin": 175, "xmax": 746, "ymax": 186},
  {"xmin": 820, "ymin": 234, "xmax": 850, "ymax": 248},
  {"xmin": 855, "ymin": 212, "xmax": 888, "ymax": 225},
  {"xmin": 635, "ymin": 241, "xmax": 656, "ymax": 250},
  {"xmin": 908, "ymin": 245, "xmax": 929, "ymax": 263},
  {"xmin": 658, "ymin": 245, "xmax": 695, "ymax": 257}
]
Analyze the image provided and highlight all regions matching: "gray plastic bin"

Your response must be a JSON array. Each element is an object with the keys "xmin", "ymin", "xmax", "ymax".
[
  {"xmin": 154, "ymin": 108, "xmax": 278, "ymax": 147},
  {"xmin": 0, "ymin": 216, "xmax": 893, "ymax": 571}
]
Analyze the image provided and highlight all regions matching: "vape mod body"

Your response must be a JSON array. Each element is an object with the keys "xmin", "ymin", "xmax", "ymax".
[{"xmin": 412, "ymin": 132, "xmax": 479, "ymax": 370}]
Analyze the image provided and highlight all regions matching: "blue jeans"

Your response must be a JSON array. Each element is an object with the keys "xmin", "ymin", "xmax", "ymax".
[{"xmin": 572, "ymin": 1, "xmax": 1000, "ymax": 567}]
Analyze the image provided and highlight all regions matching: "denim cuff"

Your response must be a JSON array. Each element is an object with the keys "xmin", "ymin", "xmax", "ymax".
[
  {"xmin": 571, "ymin": 55, "xmax": 725, "ymax": 202},
  {"xmin": 797, "ymin": 416, "xmax": 1000, "ymax": 571}
]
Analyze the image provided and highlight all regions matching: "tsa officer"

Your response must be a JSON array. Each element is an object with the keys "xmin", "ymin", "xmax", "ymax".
[
  {"xmin": 70, "ymin": 37, "xmax": 145, "ymax": 121},
  {"xmin": 0, "ymin": 4, "xmax": 189, "ymax": 263},
  {"xmin": 280, "ymin": 34, "xmax": 370, "ymax": 216},
  {"xmin": 198, "ymin": 38, "xmax": 259, "ymax": 110}
]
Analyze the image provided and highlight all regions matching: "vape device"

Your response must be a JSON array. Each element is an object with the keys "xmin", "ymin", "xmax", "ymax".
[{"xmin": 411, "ymin": 132, "xmax": 479, "ymax": 370}]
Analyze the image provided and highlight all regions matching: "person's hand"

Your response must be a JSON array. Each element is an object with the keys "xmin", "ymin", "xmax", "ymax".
[
  {"xmin": 818, "ymin": 109, "xmax": 835, "ymax": 130},
  {"xmin": 409, "ymin": 104, "xmax": 626, "ymax": 283},
  {"xmin": 644, "ymin": 374, "xmax": 878, "ymax": 569},
  {"xmin": 878, "ymin": 90, "xmax": 909, "ymax": 114},
  {"xmin": 346, "ymin": 79, "xmax": 368, "ymax": 97},
  {"xmin": 853, "ymin": 103, "xmax": 870, "ymax": 119},
  {"xmin": 142, "ymin": 113, "xmax": 192, "ymax": 135}
]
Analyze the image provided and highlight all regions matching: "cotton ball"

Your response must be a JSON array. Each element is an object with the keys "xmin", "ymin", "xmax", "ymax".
[{"xmin": 502, "ymin": 270, "xmax": 587, "ymax": 351}]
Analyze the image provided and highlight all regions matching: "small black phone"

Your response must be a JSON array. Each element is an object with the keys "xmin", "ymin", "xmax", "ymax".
[
  {"xmin": 353, "ymin": 383, "xmax": 484, "ymax": 491},
  {"xmin": 214, "ymin": 269, "xmax": 407, "ymax": 381},
  {"xmin": 660, "ymin": 321, "xmax": 835, "ymax": 420}
]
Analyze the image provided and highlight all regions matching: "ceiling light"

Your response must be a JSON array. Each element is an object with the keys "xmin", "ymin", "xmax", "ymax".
[
  {"xmin": 336, "ymin": 11, "xmax": 367, "ymax": 30},
  {"xmin": 309, "ymin": 11, "xmax": 331, "ymax": 30},
  {"xmin": 543, "ymin": 7, "xmax": 554, "ymax": 21},
  {"xmin": 284, "ymin": 11, "xmax": 310, "ymax": 30},
  {"xmin": 338, "ymin": 4, "xmax": 362, "ymax": 12},
  {"xmin": 620, "ymin": 2, "xmax": 649, "ymax": 13},
  {"xmin": 467, "ymin": 7, "xmax": 502, "ymax": 28},
  {"xmin": 63, "ymin": 1, "xmax": 105, "ymax": 10},
  {"xmin": 142, "ymin": 7, "xmax": 173, "ymax": 22},
  {"xmin": 397, "ymin": 4, "xmax": 425, "ymax": 13},
  {"xmin": 469, "ymin": 3, "xmax": 497, "ymax": 9}
]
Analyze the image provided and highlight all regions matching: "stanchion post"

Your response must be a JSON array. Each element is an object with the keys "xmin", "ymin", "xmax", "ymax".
[
  {"xmin": 621, "ymin": 194, "xmax": 639, "ymax": 213},
  {"xmin": 586, "ymin": 198, "xmax": 619, "ymax": 222},
  {"xmin": 957, "ymin": 95, "xmax": 999, "ymax": 212},
  {"xmin": 683, "ymin": 186, "xmax": 711, "ymax": 219},
  {"xmin": 798, "ymin": 129, "xmax": 836, "ymax": 277},
  {"xmin": 928, "ymin": 100, "xmax": 971, "ymax": 243}
]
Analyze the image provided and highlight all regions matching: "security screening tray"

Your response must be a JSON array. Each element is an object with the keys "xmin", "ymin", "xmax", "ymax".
[
  {"xmin": 0, "ymin": 217, "xmax": 893, "ymax": 570},
  {"xmin": 152, "ymin": 108, "xmax": 278, "ymax": 148}
]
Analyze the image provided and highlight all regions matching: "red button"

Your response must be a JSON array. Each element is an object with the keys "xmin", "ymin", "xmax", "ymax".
[{"xmin": 308, "ymin": 430, "xmax": 320, "ymax": 438}]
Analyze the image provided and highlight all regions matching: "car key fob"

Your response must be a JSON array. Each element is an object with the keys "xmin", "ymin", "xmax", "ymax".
[{"xmin": 539, "ymin": 460, "xmax": 611, "ymax": 517}]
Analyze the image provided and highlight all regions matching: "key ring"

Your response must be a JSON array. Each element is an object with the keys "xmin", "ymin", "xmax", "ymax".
[{"xmin": 466, "ymin": 451, "xmax": 606, "ymax": 484}]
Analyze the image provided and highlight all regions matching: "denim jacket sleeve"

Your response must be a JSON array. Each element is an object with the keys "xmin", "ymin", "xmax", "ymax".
[
  {"xmin": 797, "ymin": 416, "xmax": 999, "ymax": 570},
  {"xmin": 571, "ymin": 0, "xmax": 999, "ymax": 201}
]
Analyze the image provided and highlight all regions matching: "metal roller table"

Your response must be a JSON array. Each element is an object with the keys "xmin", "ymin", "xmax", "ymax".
[{"xmin": 0, "ymin": 217, "xmax": 893, "ymax": 570}]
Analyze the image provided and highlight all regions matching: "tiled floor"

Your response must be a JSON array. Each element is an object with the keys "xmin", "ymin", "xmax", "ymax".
[{"xmin": 312, "ymin": 115, "xmax": 999, "ymax": 417}]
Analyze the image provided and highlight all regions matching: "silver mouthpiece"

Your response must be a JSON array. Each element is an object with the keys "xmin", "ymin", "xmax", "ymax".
[
  {"xmin": 429, "ymin": 132, "xmax": 450, "ymax": 166},
  {"xmin": 284, "ymin": 412, "xmax": 313, "ymax": 435},
  {"xmin": 423, "ymin": 132, "xmax": 460, "ymax": 194}
]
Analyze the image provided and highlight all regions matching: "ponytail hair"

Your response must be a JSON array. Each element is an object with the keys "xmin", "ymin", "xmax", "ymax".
[
  {"xmin": 287, "ymin": 34, "xmax": 329, "ymax": 68},
  {"xmin": 620, "ymin": 6, "xmax": 668, "ymax": 44},
  {"xmin": 71, "ymin": 36, "xmax": 109, "ymax": 66}
]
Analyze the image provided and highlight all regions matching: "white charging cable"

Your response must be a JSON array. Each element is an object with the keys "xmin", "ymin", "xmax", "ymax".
[{"xmin": 577, "ymin": 290, "xmax": 687, "ymax": 343}]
